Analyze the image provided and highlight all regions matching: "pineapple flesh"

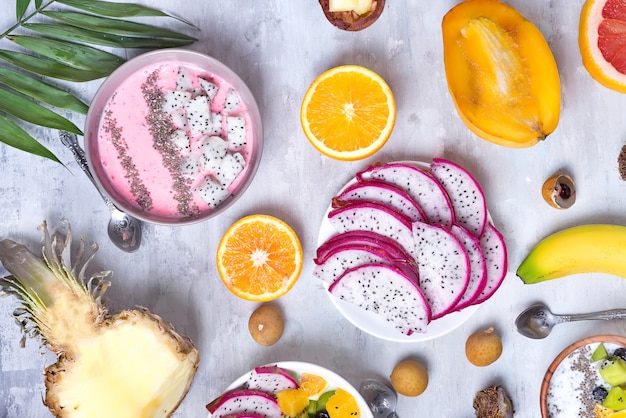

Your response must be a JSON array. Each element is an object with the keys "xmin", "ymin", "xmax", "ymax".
[{"xmin": 0, "ymin": 221, "xmax": 199, "ymax": 418}]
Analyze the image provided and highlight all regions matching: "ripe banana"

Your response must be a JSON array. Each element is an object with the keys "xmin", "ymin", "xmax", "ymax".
[{"xmin": 517, "ymin": 224, "xmax": 626, "ymax": 284}]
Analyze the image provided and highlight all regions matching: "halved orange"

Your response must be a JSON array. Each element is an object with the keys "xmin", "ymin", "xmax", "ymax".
[
  {"xmin": 300, "ymin": 65, "xmax": 396, "ymax": 161},
  {"xmin": 216, "ymin": 214, "xmax": 303, "ymax": 301},
  {"xmin": 580, "ymin": 0, "xmax": 626, "ymax": 92}
]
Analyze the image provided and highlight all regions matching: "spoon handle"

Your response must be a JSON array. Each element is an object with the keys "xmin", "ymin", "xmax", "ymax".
[
  {"xmin": 558, "ymin": 309, "xmax": 626, "ymax": 323},
  {"xmin": 59, "ymin": 131, "xmax": 116, "ymax": 212}
]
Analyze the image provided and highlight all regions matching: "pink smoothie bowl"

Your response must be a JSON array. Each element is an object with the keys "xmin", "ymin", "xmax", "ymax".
[{"xmin": 84, "ymin": 48, "xmax": 263, "ymax": 225}]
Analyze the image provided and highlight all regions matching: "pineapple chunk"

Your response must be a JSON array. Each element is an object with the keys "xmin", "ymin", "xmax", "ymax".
[{"xmin": 329, "ymin": 0, "xmax": 372, "ymax": 15}]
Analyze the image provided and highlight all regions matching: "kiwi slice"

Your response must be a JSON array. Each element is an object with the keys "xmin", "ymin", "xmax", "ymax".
[
  {"xmin": 604, "ymin": 386, "xmax": 626, "ymax": 411},
  {"xmin": 600, "ymin": 357, "xmax": 626, "ymax": 386},
  {"xmin": 592, "ymin": 343, "xmax": 609, "ymax": 362}
]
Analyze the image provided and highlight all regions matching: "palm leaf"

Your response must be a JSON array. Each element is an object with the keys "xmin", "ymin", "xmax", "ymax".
[
  {"xmin": 56, "ymin": 0, "xmax": 198, "ymax": 29},
  {"xmin": 0, "ymin": 113, "xmax": 61, "ymax": 163},
  {"xmin": 0, "ymin": 50, "xmax": 110, "ymax": 81},
  {"xmin": 35, "ymin": 0, "xmax": 42, "ymax": 8},
  {"xmin": 24, "ymin": 23, "xmax": 194, "ymax": 48},
  {"xmin": 8, "ymin": 35, "xmax": 125, "ymax": 72},
  {"xmin": 0, "ymin": 87, "xmax": 82, "ymax": 134},
  {"xmin": 42, "ymin": 11, "xmax": 196, "ymax": 41},
  {"xmin": 16, "ymin": 0, "xmax": 30, "ymax": 20},
  {"xmin": 0, "ymin": 67, "xmax": 88, "ymax": 114}
]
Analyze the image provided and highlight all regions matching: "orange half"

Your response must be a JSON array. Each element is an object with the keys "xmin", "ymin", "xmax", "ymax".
[
  {"xmin": 216, "ymin": 214, "xmax": 303, "ymax": 301},
  {"xmin": 300, "ymin": 65, "xmax": 396, "ymax": 161}
]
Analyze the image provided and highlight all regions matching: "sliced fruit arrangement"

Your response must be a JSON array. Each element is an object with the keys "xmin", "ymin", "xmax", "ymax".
[
  {"xmin": 579, "ymin": 0, "xmax": 626, "ymax": 93},
  {"xmin": 0, "ymin": 221, "xmax": 199, "ymax": 417},
  {"xmin": 217, "ymin": 214, "xmax": 303, "ymax": 301},
  {"xmin": 206, "ymin": 365, "xmax": 360, "ymax": 418},
  {"xmin": 300, "ymin": 65, "xmax": 396, "ymax": 161},
  {"xmin": 442, "ymin": 0, "xmax": 561, "ymax": 147},
  {"xmin": 517, "ymin": 224, "xmax": 626, "ymax": 284},
  {"xmin": 315, "ymin": 159, "xmax": 508, "ymax": 336},
  {"xmin": 589, "ymin": 343, "xmax": 626, "ymax": 413},
  {"xmin": 319, "ymin": 0, "xmax": 385, "ymax": 31}
]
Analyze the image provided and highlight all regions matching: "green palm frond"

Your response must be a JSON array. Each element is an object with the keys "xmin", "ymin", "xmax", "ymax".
[{"xmin": 0, "ymin": 0, "xmax": 198, "ymax": 164}]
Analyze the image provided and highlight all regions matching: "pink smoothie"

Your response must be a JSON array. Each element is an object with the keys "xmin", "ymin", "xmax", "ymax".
[{"xmin": 95, "ymin": 60, "xmax": 255, "ymax": 221}]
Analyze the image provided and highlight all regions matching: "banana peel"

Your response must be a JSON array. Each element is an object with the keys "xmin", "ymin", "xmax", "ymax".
[
  {"xmin": 517, "ymin": 224, "xmax": 626, "ymax": 284},
  {"xmin": 442, "ymin": 0, "xmax": 561, "ymax": 147}
]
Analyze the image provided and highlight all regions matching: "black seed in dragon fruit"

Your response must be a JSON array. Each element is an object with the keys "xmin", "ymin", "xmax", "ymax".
[
  {"xmin": 328, "ymin": 263, "xmax": 431, "ymax": 335},
  {"xmin": 227, "ymin": 116, "xmax": 247, "ymax": 150},
  {"xmin": 327, "ymin": 200, "xmax": 417, "ymax": 260},
  {"xmin": 223, "ymin": 88, "xmax": 241, "ymax": 113},
  {"xmin": 205, "ymin": 388, "xmax": 281, "ymax": 418},
  {"xmin": 199, "ymin": 77, "xmax": 219, "ymax": 101},
  {"xmin": 169, "ymin": 130, "xmax": 191, "ymax": 154},
  {"xmin": 215, "ymin": 152, "xmax": 245, "ymax": 187},
  {"xmin": 430, "ymin": 158, "xmax": 488, "ymax": 238},
  {"xmin": 357, "ymin": 162, "xmax": 455, "ymax": 226},
  {"xmin": 245, "ymin": 365, "xmax": 298, "ymax": 395},
  {"xmin": 472, "ymin": 223, "xmax": 507, "ymax": 305},
  {"xmin": 197, "ymin": 135, "xmax": 228, "ymax": 172},
  {"xmin": 449, "ymin": 224, "xmax": 487, "ymax": 311},
  {"xmin": 185, "ymin": 95, "xmax": 212, "ymax": 136},
  {"xmin": 333, "ymin": 179, "xmax": 427, "ymax": 223},
  {"xmin": 194, "ymin": 176, "xmax": 230, "ymax": 209},
  {"xmin": 412, "ymin": 221, "xmax": 470, "ymax": 319},
  {"xmin": 162, "ymin": 90, "xmax": 192, "ymax": 113}
]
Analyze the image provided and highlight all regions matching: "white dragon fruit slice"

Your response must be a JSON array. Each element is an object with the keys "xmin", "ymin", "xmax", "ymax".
[
  {"xmin": 197, "ymin": 135, "xmax": 228, "ymax": 172},
  {"xmin": 412, "ymin": 221, "xmax": 470, "ymax": 319},
  {"xmin": 175, "ymin": 66, "xmax": 195, "ymax": 91},
  {"xmin": 430, "ymin": 158, "xmax": 488, "ymax": 238},
  {"xmin": 195, "ymin": 176, "xmax": 230, "ymax": 209},
  {"xmin": 162, "ymin": 90, "xmax": 192, "ymax": 113},
  {"xmin": 313, "ymin": 243, "xmax": 419, "ymax": 285},
  {"xmin": 227, "ymin": 116, "xmax": 247, "ymax": 150},
  {"xmin": 449, "ymin": 224, "xmax": 487, "ymax": 311},
  {"xmin": 169, "ymin": 129, "xmax": 191, "ymax": 154},
  {"xmin": 329, "ymin": 263, "xmax": 431, "ymax": 335},
  {"xmin": 215, "ymin": 152, "xmax": 245, "ymax": 187},
  {"xmin": 180, "ymin": 154, "xmax": 201, "ymax": 179},
  {"xmin": 333, "ymin": 179, "xmax": 427, "ymax": 223},
  {"xmin": 199, "ymin": 78, "xmax": 219, "ymax": 101},
  {"xmin": 327, "ymin": 201, "xmax": 417, "ymax": 259},
  {"xmin": 472, "ymin": 223, "xmax": 507, "ymax": 305},
  {"xmin": 245, "ymin": 366, "xmax": 299, "ymax": 395},
  {"xmin": 357, "ymin": 162, "xmax": 455, "ymax": 226},
  {"xmin": 223, "ymin": 88, "xmax": 241, "ymax": 113},
  {"xmin": 186, "ymin": 95, "xmax": 212, "ymax": 136},
  {"xmin": 205, "ymin": 388, "xmax": 281, "ymax": 418},
  {"xmin": 169, "ymin": 107, "xmax": 188, "ymax": 130},
  {"xmin": 208, "ymin": 112, "xmax": 223, "ymax": 135}
]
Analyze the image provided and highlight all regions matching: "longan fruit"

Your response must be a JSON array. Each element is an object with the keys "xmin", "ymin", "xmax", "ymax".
[
  {"xmin": 390, "ymin": 359, "xmax": 428, "ymax": 397},
  {"xmin": 465, "ymin": 326, "xmax": 503, "ymax": 367},
  {"xmin": 248, "ymin": 303, "xmax": 284, "ymax": 346}
]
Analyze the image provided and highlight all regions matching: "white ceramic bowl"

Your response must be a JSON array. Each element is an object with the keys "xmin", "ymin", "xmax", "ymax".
[{"xmin": 84, "ymin": 48, "xmax": 263, "ymax": 225}]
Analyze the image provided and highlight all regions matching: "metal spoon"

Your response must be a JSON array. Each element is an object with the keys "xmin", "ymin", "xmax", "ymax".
[
  {"xmin": 359, "ymin": 379, "xmax": 399, "ymax": 418},
  {"xmin": 515, "ymin": 302, "xmax": 626, "ymax": 339},
  {"xmin": 59, "ymin": 131, "xmax": 142, "ymax": 252}
]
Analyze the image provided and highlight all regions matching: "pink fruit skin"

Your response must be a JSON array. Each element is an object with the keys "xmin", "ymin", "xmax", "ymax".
[
  {"xmin": 449, "ymin": 224, "xmax": 488, "ymax": 311},
  {"xmin": 472, "ymin": 223, "xmax": 508, "ymax": 305},
  {"xmin": 205, "ymin": 388, "xmax": 280, "ymax": 417},
  {"xmin": 246, "ymin": 365, "xmax": 298, "ymax": 395}
]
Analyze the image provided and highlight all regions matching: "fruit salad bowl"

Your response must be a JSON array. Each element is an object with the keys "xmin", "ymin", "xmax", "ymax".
[
  {"xmin": 206, "ymin": 361, "xmax": 373, "ymax": 418},
  {"xmin": 84, "ymin": 48, "xmax": 263, "ymax": 225}
]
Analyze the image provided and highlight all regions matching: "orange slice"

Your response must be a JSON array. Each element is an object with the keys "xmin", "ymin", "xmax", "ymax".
[
  {"xmin": 326, "ymin": 388, "xmax": 360, "ymax": 418},
  {"xmin": 216, "ymin": 214, "xmax": 303, "ymax": 301},
  {"xmin": 300, "ymin": 65, "xmax": 396, "ymax": 161},
  {"xmin": 299, "ymin": 373, "xmax": 328, "ymax": 396},
  {"xmin": 580, "ymin": 0, "xmax": 626, "ymax": 92}
]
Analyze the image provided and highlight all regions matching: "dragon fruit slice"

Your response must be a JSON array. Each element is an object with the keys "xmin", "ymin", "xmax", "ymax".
[
  {"xmin": 327, "ymin": 201, "xmax": 417, "ymax": 259},
  {"xmin": 170, "ymin": 129, "xmax": 191, "ymax": 154},
  {"xmin": 223, "ymin": 88, "xmax": 241, "ymax": 113},
  {"xmin": 195, "ymin": 176, "xmax": 230, "ymax": 209},
  {"xmin": 227, "ymin": 116, "xmax": 247, "ymax": 150},
  {"xmin": 169, "ymin": 107, "xmax": 188, "ymax": 130},
  {"xmin": 449, "ymin": 224, "xmax": 487, "ymax": 311},
  {"xmin": 245, "ymin": 366, "xmax": 298, "ymax": 395},
  {"xmin": 199, "ymin": 78, "xmax": 219, "ymax": 101},
  {"xmin": 175, "ymin": 66, "xmax": 194, "ymax": 91},
  {"xmin": 472, "ymin": 223, "xmax": 508, "ymax": 305},
  {"xmin": 316, "ymin": 230, "xmax": 416, "ymax": 264},
  {"xmin": 162, "ymin": 90, "xmax": 192, "ymax": 113},
  {"xmin": 430, "ymin": 158, "xmax": 488, "ymax": 238},
  {"xmin": 186, "ymin": 95, "xmax": 212, "ymax": 136},
  {"xmin": 180, "ymin": 154, "xmax": 201, "ymax": 179},
  {"xmin": 333, "ymin": 179, "xmax": 427, "ymax": 223},
  {"xmin": 197, "ymin": 135, "xmax": 228, "ymax": 172},
  {"xmin": 329, "ymin": 263, "xmax": 431, "ymax": 335},
  {"xmin": 208, "ymin": 112, "xmax": 223, "ymax": 135},
  {"xmin": 206, "ymin": 388, "xmax": 281, "ymax": 418},
  {"xmin": 412, "ymin": 221, "xmax": 470, "ymax": 319},
  {"xmin": 220, "ymin": 414, "xmax": 266, "ymax": 418},
  {"xmin": 215, "ymin": 152, "xmax": 245, "ymax": 187},
  {"xmin": 357, "ymin": 162, "xmax": 455, "ymax": 226},
  {"xmin": 313, "ymin": 242, "xmax": 419, "ymax": 285}
]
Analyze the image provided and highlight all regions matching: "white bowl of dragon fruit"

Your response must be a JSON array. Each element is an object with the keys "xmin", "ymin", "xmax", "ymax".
[
  {"xmin": 84, "ymin": 48, "xmax": 263, "ymax": 225},
  {"xmin": 315, "ymin": 159, "xmax": 508, "ymax": 342}
]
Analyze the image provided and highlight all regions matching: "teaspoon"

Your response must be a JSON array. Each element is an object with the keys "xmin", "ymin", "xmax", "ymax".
[
  {"xmin": 59, "ymin": 131, "xmax": 142, "ymax": 252},
  {"xmin": 515, "ymin": 302, "xmax": 626, "ymax": 339},
  {"xmin": 359, "ymin": 379, "xmax": 399, "ymax": 418}
]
